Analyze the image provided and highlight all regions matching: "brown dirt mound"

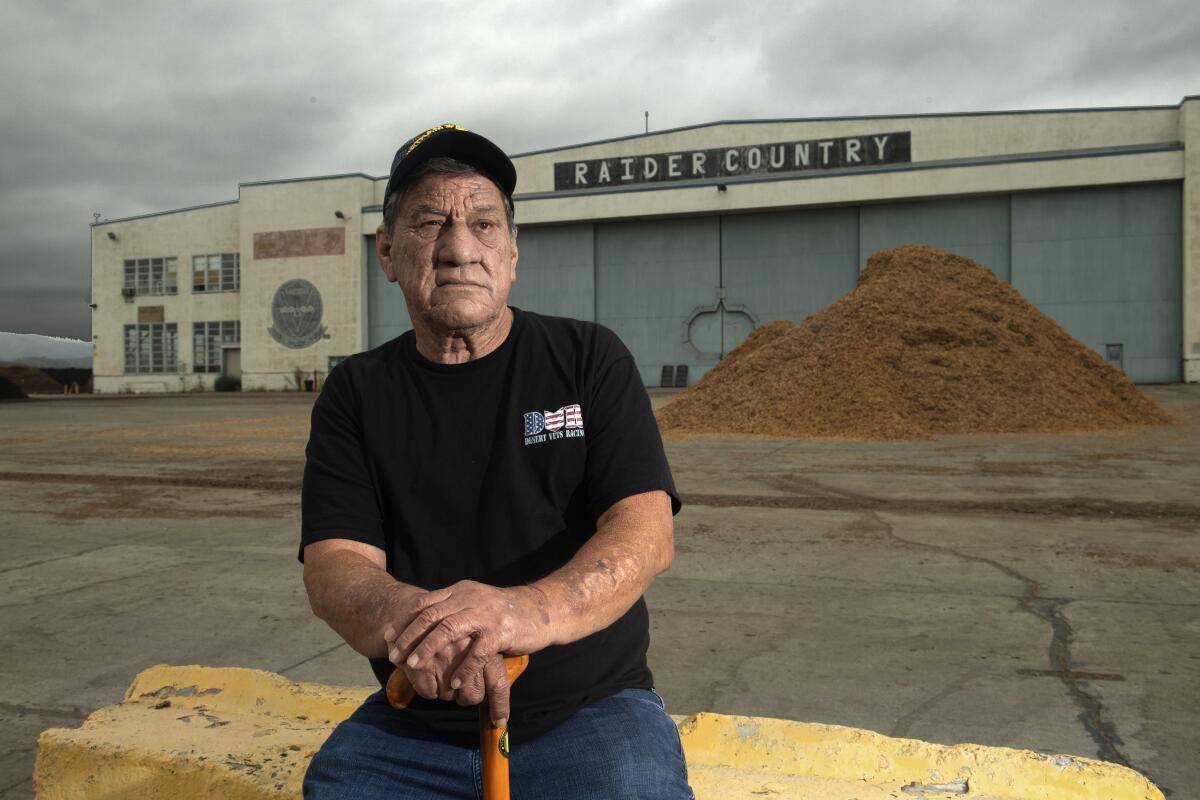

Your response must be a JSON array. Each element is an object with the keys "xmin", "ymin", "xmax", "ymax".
[
  {"xmin": 0, "ymin": 365, "xmax": 62, "ymax": 395},
  {"xmin": 657, "ymin": 245, "xmax": 1170, "ymax": 440},
  {"xmin": 0, "ymin": 375, "xmax": 27, "ymax": 400},
  {"xmin": 42, "ymin": 367, "xmax": 93, "ymax": 392}
]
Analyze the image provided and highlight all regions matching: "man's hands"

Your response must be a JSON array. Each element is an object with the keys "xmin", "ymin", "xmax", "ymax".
[
  {"xmin": 305, "ymin": 492, "xmax": 673, "ymax": 728},
  {"xmin": 303, "ymin": 541, "xmax": 550, "ymax": 727},
  {"xmin": 383, "ymin": 581, "xmax": 552, "ymax": 727}
]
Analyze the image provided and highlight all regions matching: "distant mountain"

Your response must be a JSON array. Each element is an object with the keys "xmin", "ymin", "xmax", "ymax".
[{"xmin": 0, "ymin": 331, "xmax": 92, "ymax": 369}]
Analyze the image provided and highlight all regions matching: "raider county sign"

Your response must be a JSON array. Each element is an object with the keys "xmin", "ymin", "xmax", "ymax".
[{"xmin": 554, "ymin": 131, "xmax": 911, "ymax": 191}]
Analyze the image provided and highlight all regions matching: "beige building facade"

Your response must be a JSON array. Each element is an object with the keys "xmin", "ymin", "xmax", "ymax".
[{"xmin": 91, "ymin": 95, "xmax": 1200, "ymax": 392}]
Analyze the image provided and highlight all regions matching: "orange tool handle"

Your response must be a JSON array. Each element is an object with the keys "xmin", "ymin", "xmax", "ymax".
[{"xmin": 387, "ymin": 655, "xmax": 530, "ymax": 800}]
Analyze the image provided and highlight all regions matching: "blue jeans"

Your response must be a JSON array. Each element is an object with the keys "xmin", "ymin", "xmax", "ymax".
[{"xmin": 304, "ymin": 687, "xmax": 694, "ymax": 799}]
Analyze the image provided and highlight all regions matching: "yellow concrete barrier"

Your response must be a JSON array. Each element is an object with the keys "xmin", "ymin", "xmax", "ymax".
[
  {"xmin": 679, "ymin": 713, "xmax": 1165, "ymax": 799},
  {"xmin": 35, "ymin": 665, "xmax": 1164, "ymax": 799}
]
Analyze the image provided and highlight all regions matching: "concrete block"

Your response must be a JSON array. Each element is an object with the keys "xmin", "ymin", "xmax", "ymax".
[{"xmin": 35, "ymin": 665, "xmax": 370, "ymax": 799}]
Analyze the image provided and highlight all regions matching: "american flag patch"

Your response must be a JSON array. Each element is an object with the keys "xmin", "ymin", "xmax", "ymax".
[{"xmin": 522, "ymin": 404, "xmax": 583, "ymax": 437}]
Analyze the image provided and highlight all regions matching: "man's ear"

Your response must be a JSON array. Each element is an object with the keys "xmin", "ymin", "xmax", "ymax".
[
  {"xmin": 508, "ymin": 239, "xmax": 518, "ymax": 284},
  {"xmin": 376, "ymin": 225, "xmax": 398, "ymax": 283}
]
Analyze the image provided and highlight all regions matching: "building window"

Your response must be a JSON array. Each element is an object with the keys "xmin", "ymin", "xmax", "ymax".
[
  {"xmin": 192, "ymin": 253, "xmax": 240, "ymax": 292},
  {"xmin": 193, "ymin": 321, "xmax": 240, "ymax": 373},
  {"xmin": 122, "ymin": 258, "xmax": 178, "ymax": 295},
  {"xmin": 123, "ymin": 323, "xmax": 177, "ymax": 373}
]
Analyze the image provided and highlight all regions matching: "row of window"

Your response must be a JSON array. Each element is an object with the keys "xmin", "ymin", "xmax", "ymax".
[
  {"xmin": 122, "ymin": 253, "xmax": 240, "ymax": 296},
  {"xmin": 123, "ymin": 321, "xmax": 241, "ymax": 374},
  {"xmin": 193, "ymin": 321, "xmax": 241, "ymax": 373},
  {"xmin": 193, "ymin": 253, "xmax": 240, "ymax": 292},
  {"xmin": 123, "ymin": 258, "xmax": 178, "ymax": 296}
]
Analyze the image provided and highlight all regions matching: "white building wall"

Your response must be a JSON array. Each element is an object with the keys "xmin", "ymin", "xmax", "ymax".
[
  {"xmin": 92, "ymin": 202, "xmax": 240, "ymax": 394},
  {"xmin": 236, "ymin": 175, "xmax": 375, "ymax": 391},
  {"xmin": 90, "ymin": 97, "xmax": 1199, "ymax": 389}
]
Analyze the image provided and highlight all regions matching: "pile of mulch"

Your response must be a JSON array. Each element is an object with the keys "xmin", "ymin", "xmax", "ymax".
[
  {"xmin": 657, "ymin": 245, "xmax": 1170, "ymax": 439},
  {"xmin": 42, "ymin": 367, "xmax": 93, "ymax": 392},
  {"xmin": 0, "ymin": 365, "xmax": 65, "ymax": 395},
  {"xmin": 0, "ymin": 375, "xmax": 27, "ymax": 400}
]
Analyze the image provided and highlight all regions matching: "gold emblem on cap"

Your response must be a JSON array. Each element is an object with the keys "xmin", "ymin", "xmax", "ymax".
[{"xmin": 406, "ymin": 123, "xmax": 470, "ymax": 156}]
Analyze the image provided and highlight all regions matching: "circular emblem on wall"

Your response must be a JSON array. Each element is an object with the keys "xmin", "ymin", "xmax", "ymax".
[{"xmin": 269, "ymin": 279, "xmax": 326, "ymax": 349}]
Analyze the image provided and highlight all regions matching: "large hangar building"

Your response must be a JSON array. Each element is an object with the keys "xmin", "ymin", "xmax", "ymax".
[{"xmin": 91, "ymin": 95, "xmax": 1200, "ymax": 393}]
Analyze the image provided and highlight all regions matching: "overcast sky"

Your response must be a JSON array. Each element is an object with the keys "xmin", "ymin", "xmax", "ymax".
[{"xmin": 1, "ymin": 0, "xmax": 1197, "ymax": 340}]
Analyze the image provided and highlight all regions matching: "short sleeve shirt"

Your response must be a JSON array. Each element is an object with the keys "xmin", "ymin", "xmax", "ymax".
[{"xmin": 300, "ymin": 307, "xmax": 680, "ymax": 739}]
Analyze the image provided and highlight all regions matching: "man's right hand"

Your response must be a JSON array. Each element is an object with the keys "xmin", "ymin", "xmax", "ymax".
[
  {"xmin": 382, "ymin": 580, "xmax": 553, "ymax": 726},
  {"xmin": 384, "ymin": 629, "xmax": 515, "ymax": 727},
  {"xmin": 384, "ymin": 629, "xmax": 476, "ymax": 702}
]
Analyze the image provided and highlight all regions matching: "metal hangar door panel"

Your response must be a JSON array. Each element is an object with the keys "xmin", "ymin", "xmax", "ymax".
[
  {"xmin": 507, "ymin": 224, "xmax": 595, "ymax": 321},
  {"xmin": 595, "ymin": 217, "xmax": 721, "ymax": 386},
  {"xmin": 720, "ymin": 208, "xmax": 860, "ymax": 352},
  {"xmin": 859, "ymin": 196, "xmax": 1013, "ymax": 281},
  {"xmin": 1011, "ymin": 183, "xmax": 1183, "ymax": 384},
  {"xmin": 365, "ymin": 234, "xmax": 412, "ymax": 349}
]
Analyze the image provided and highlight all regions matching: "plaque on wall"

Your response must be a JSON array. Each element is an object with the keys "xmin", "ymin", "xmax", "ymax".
[
  {"xmin": 269, "ymin": 279, "xmax": 326, "ymax": 349},
  {"xmin": 137, "ymin": 305, "xmax": 165, "ymax": 323},
  {"xmin": 254, "ymin": 227, "xmax": 346, "ymax": 259}
]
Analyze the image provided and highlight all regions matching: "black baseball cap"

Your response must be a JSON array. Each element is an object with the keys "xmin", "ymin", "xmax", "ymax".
[{"xmin": 383, "ymin": 123, "xmax": 517, "ymax": 208}]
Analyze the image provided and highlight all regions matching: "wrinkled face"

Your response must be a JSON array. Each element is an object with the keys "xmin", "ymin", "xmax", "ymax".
[{"xmin": 378, "ymin": 172, "xmax": 517, "ymax": 334}]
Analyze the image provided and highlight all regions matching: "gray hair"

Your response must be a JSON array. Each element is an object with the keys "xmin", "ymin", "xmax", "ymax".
[{"xmin": 382, "ymin": 157, "xmax": 518, "ymax": 239}]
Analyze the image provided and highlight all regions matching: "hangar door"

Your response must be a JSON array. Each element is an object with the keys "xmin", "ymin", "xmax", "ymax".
[
  {"xmin": 859, "ymin": 196, "xmax": 1012, "ymax": 280},
  {"xmin": 595, "ymin": 211, "xmax": 860, "ymax": 385},
  {"xmin": 508, "ymin": 224, "xmax": 595, "ymax": 321},
  {"xmin": 1011, "ymin": 184, "xmax": 1182, "ymax": 384},
  {"xmin": 366, "ymin": 235, "xmax": 411, "ymax": 348},
  {"xmin": 595, "ymin": 218, "xmax": 721, "ymax": 385},
  {"xmin": 721, "ymin": 208, "xmax": 860, "ymax": 329}
]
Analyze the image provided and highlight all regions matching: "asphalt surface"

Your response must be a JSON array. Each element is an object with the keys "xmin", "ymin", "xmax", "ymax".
[{"xmin": 0, "ymin": 385, "xmax": 1197, "ymax": 797}]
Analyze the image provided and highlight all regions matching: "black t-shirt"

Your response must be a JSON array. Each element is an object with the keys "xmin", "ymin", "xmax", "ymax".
[{"xmin": 300, "ymin": 307, "xmax": 680, "ymax": 740}]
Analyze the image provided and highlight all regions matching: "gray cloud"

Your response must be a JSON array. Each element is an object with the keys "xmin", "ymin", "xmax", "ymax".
[{"xmin": 1, "ymin": 0, "xmax": 1197, "ymax": 339}]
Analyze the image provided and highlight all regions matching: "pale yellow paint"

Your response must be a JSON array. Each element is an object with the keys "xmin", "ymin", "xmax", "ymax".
[{"xmin": 34, "ymin": 665, "xmax": 1165, "ymax": 800}]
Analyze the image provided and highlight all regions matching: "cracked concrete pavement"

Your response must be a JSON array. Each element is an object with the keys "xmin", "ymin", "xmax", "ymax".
[{"xmin": 0, "ymin": 385, "xmax": 1197, "ymax": 797}]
